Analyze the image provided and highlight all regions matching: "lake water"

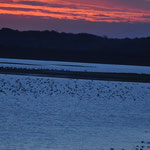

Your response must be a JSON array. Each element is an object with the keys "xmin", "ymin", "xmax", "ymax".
[{"xmin": 0, "ymin": 74, "xmax": 150, "ymax": 150}]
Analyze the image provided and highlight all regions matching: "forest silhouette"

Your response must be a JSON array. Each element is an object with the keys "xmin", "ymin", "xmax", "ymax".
[{"xmin": 0, "ymin": 28, "xmax": 150, "ymax": 66}]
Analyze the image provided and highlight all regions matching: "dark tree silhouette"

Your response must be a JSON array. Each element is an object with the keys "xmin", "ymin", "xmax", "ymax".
[{"xmin": 0, "ymin": 28, "xmax": 150, "ymax": 66}]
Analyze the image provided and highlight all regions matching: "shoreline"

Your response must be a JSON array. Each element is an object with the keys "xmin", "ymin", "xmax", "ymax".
[{"xmin": 1, "ymin": 66, "xmax": 150, "ymax": 83}]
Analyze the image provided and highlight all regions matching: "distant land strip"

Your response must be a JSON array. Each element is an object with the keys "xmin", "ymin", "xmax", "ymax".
[
  {"xmin": 1, "ymin": 67, "xmax": 150, "ymax": 83},
  {"xmin": 1, "ymin": 28, "xmax": 150, "ymax": 66}
]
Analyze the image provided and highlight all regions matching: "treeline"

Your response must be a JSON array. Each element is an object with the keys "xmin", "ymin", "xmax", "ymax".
[{"xmin": 0, "ymin": 28, "xmax": 150, "ymax": 66}]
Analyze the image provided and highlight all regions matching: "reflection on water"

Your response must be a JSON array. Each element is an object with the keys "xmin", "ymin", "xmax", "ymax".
[{"xmin": 0, "ymin": 75, "xmax": 150, "ymax": 150}]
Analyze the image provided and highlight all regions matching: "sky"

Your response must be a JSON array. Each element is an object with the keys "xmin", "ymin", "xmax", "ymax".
[{"xmin": 0, "ymin": 0, "xmax": 150, "ymax": 38}]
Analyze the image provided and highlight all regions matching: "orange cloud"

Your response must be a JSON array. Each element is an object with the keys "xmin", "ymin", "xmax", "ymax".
[{"xmin": 0, "ymin": 0, "xmax": 150, "ymax": 22}]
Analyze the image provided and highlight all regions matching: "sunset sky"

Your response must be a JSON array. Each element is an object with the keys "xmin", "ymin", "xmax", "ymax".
[{"xmin": 0, "ymin": 0, "xmax": 150, "ymax": 38}]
